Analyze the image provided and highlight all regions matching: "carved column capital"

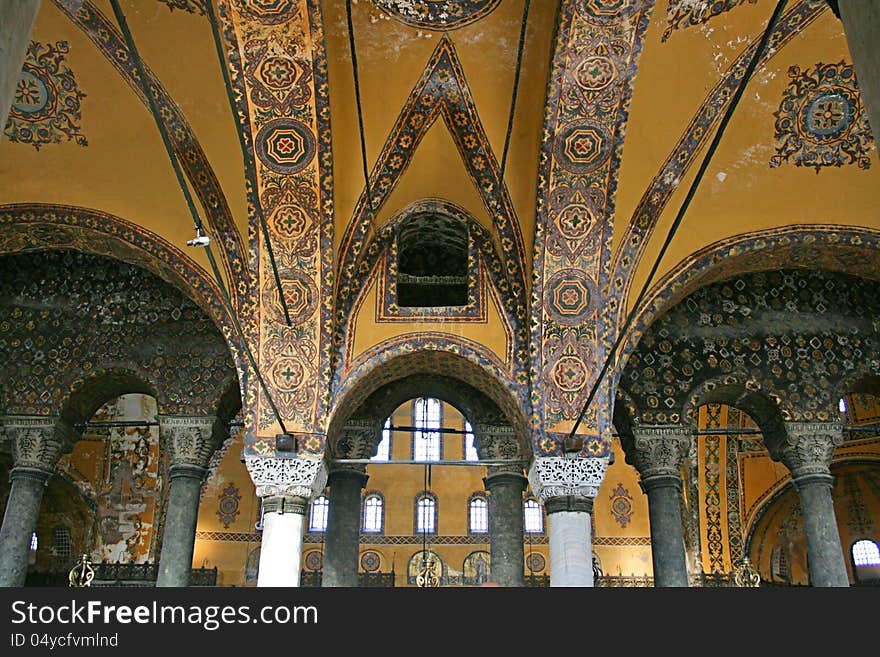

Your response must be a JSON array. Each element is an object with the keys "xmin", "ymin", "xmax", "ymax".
[
  {"xmin": 1, "ymin": 415, "xmax": 78, "ymax": 472},
  {"xmin": 334, "ymin": 417, "xmax": 382, "ymax": 459},
  {"xmin": 474, "ymin": 424, "xmax": 522, "ymax": 462},
  {"xmin": 158, "ymin": 415, "xmax": 217, "ymax": 468},
  {"xmin": 528, "ymin": 455, "xmax": 608, "ymax": 506},
  {"xmin": 245, "ymin": 456, "xmax": 328, "ymax": 500},
  {"xmin": 623, "ymin": 425, "xmax": 691, "ymax": 482},
  {"xmin": 770, "ymin": 422, "xmax": 844, "ymax": 481}
]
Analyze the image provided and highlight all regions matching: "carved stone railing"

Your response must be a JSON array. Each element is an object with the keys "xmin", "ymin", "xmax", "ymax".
[{"xmin": 25, "ymin": 562, "xmax": 217, "ymax": 587}]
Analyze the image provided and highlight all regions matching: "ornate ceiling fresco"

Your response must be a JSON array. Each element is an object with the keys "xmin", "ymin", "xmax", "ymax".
[{"xmin": 1, "ymin": 0, "xmax": 878, "ymax": 461}]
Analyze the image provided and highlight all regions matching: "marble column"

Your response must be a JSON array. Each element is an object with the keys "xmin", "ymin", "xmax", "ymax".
[
  {"xmin": 322, "ymin": 466, "xmax": 368, "ymax": 587},
  {"xmin": 0, "ymin": 416, "xmax": 76, "ymax": 587},
  {"xmin": 484, "ymin": 467, "xmax": 527, "ymax": 587},
  {"xmin": 528, "ymin": 455, "xmax": 608, "ymax": 587},
  {"xmin": 624, "ymin": 425, "xmax": 691, "ymax": 587},
  {"xmin": 767, "ymin": 422, "xmax": 849, "ymax": 587},
  {"xmin": 156, "ymin": 415, "xmax": 216, "ymax": 587},
  {"xmin": 246, "ymin": 456, "xmax": 328, "ymax": 587},
  {"xmin": 0, "ymin": 0, "xmax": 41, "ymax": 139},
  {"xmin": 834, "ymin": 2, "xmax": 880, "ymax": 144}
]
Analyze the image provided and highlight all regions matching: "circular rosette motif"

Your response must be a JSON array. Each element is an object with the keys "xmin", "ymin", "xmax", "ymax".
[
  {"xmin": 526, "ymin": 552, "xmax": 546, "ymax": 573},
  {"xmin": 800, "ymin": 88, "xmax": 856, "ymax": 144},
  {"xmin": 372, "ymin": 0, "xmax": 502, "ymax": 31},
  {"xmin": 255, "ymin": 118, "xmax": 316, "ymax": 175},
  {"xmin": 304, "ymin": 550, "xmax": 323, "ymax": 572},
  {"xmin": 11, "ymin": 68, "xmax": 55, "ymax": 121},
  {"xmin": 545, "ymin": 270, "xmax": 597, "ymax": 326},
  {"xmin": 554, "ymin": 119, "xmax": 613, "ymax": 175},
  {"xmin": 360, "ymin": 551, "xmax": 381, "ymax": 572}
]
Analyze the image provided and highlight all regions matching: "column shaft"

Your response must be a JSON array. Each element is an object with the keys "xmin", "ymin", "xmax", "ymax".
[
  {"xmin": 642, "ymin": 476, "xmax": 689, "ymax": 587},
  {"xmin": 837, "ymin": 2, "xmax": 880, "ymax": 142},
  {"xmin": 795, "ymin": 475, "xmax": 850, "ymax": 587},
  {"xmin": 0, "ymin": 467, "xmax": 50, "ymax": 587},
  {"xmin": 257, "ymin": 496, "xmax": 306, "ymax": 587},
  {"xmin": 322, "ymin": 469, "xmax": 367, "ymax": 587},
  {"xmin": 484, "ymin": 471, "xmax": 526, "ymax": 587},
  {"xmin": 546, "ymin": 497, "xmax": 594, "ymax": 587},
  {"xmin": 156, "ymin": 464, "xmax": 206, "ymax": 587}
]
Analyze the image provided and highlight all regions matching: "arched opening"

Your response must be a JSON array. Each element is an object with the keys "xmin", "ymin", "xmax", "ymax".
[{"xmin": 396, "ymin": 210, "xmax": 469, "ymax": 307}]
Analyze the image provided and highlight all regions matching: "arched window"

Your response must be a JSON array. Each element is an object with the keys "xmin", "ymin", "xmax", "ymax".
[
  {"xmin": 52, "ymin": 526, "xmax": 72, "ymax": 563},
  {"xmin": 463, "ymin": 421, "xmax": 479, "ymax": 461},
  {"xmin": 372, "ymin": 419, "xmax": 392, "ymax": 461},
  {"xmin": 524, "ymin": 499, "xmax": 544, "ymax": 533},
  {"xmin": 852, "ymin": 539, "xmax": 880, "ymax": 567},
  {"xmin": 412, "ymin": 397, "xmax": 442, "ymax": 462},
  {"xmin": 363, "ymin": 493, "xmax": 384, "ymax": 534},
  {"xmin": 468, "ymin": 494, "xmax": 488, "ymax": 534},
  {"xmin": 396, "ymin": 211, "xmax": 469, "ymax": 307},
  {"xmin": 309, "ymin": 495, "xmax": 329, "ymax": 533},
  {"xmin": 415, "ymin": 493, "xmax": 437, "ymax": 534}
]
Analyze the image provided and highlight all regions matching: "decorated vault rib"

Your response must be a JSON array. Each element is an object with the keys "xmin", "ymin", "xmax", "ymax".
[
  {"xmin": 371, "ymin": 0, "xmax": 503, "ymax": 30},
  {"xmin": 335, "ymin": 36, "xmax": 527, "ymax": 349},
  {"xmin": 4, "ymin": 40, "xmax": 87, "ymax": 150},
  {"xmin": 218, "ymin": 0, "xmax": 334, "ymax": 454},
  {"xmin": 52, "ymin": 0, "xmax": 251, "ymax": 317},
  {"xmin": 610, "ymin": 0, "xmax": 828, "ymax": 342},
  {"xmin": 662, "ymin": 0, "xmax": 758, "ymax": 42},
  {"xmin": 531, "ymin": 0, "xmax": 654, "ymax": 458},
  {"xmin": 0, "ymin": 203, "xmax": 249, "ymax": 386}
]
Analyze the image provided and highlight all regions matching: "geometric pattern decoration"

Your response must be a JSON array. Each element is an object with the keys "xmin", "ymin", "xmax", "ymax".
[
  {"xmin": 371, "ymin": 0, "xmax": 502, "ymax": 31},
  {"xmin": 233, "ymin": 0, "xmax": 300, "ymax": 25},
  {"xmin": 609, "ymin": 483, "xmax": 633, "ymax": 528},
  {"xmin": 360, "ymin": 550, "xmax": 381, "ymax": 573},
  {"xmin": 303, "ymin": 549, "xmax": 323, "ymax": 571},
  {"xmin": 770, "ymin": 61, "xmax": 874, "ymax": 173},
  {"xmin": 526, "ymin": 552, "xmax": 546, "ymax": 573},
  {"xmin": 4, "ymin": 41, "xmax": 87, "ymax": 150},
  {"xmin": 531, "ymin": 0, "xmax": 653, "ymax": 457},
  {"xmin": 255, "ymin": 117, "xmax": 317, "ymax": 175},
  {"xmin": 216, "ymin": 482, "xmax": 242, "ymax": 528},
  {"xmin": 622, "ymin": 268, "xmax": 880, "ymax": 425},
  {"xmin": 661, "ymin": 0, "xmax": 757, "ymax": 42}
]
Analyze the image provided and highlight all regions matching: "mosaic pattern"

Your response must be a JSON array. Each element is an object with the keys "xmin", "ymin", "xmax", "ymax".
[
  {"xmin": 219, "ymin": 0, "xmax": 334, "ymax": 442},
  {"xmin": 360, "ymin": 550, "xmax": 381, "ymax": 572},
  {"xmin": 0, "ymin": 251, "xmax": 237, "ymax": 417},
  {"xmin": 4, "ymin": 41, "xmax": 87, "ymax": 150},
  {"xmin": 703, "ymin": 404, "xmax": 725, "ymax": 573},
  {"xmin": 0, "ymin": 203, "xmax": 249, "ymax": 388},
  {"xmin": 335, "ymin": 36, "xmax": 527, "ymax": 352},
  {"xmin": 371, "ymin": 0, "xmax": 502, "ymax": 30},
  {"xmin": 661, "ymin": 0, "xmax": 757, "ymax": 42},
  {"xmin": 53, "ymin": 0, "xmax": 249, "ymax": 313},
  {"xmin": 725, "ymin": 409, "xmax": 745, "ymax": 562},
  {"xmin": 303, "ymin": 549, "xmax": 323, "ymax": 571},
  {"xmin": 609, "ymin": 483, "xmax": 633, "ymax": 528},
  {"xmin": 530, "ymin": 0, "xmax": 653, "ymax": 457},
  {"xmin": 216, "ymin": 482, "xmax": 241, "ymax": 528},
  {"xmin": 770, "ymin": 61, "xmax": 874, "ymax": 173},
  {"xmin": 526, "ymin": 552, "xmax": 546, "ymax": 572},
  {"xmin": 611, "ymin": 1, "xmax": 829, "ymax": 343},
  {"xmin": 623, "ymin": 268, "xmax": 880, "ymax": 425}
]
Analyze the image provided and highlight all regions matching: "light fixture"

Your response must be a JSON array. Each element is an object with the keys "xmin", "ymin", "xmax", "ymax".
[{"xmin": 186, "ymin": 227, "xmax": 211, "ymax": 247}]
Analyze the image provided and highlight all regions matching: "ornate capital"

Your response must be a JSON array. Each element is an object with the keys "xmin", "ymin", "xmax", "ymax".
[
  {"xmin": 474, "ymin": 424, "xmax": 521, "ymax": 460},
  {"xmin": 528, "ymin": 456, "xmax": 608, "ymax": 504},
  {"xmin": 770, "ymin": 422, "xmax": 844, "ymax": 480},
  {"xmin": 2, "ymin": 415, "xmax": 78, "ymax": 471},
  {"xmin": 334, "ymin": 417, "xmax": 381, "ymax": 459},
  {"xmin": 245, "ymin": 456, "xmax": 328, "ymax": 499},
  {"xmin": 159, "ymin": 415, "xmax": 217, "ymax": 468},
  {"xmin": 624, "ymin": 425, "xmax": 691, "ymax": 481}
]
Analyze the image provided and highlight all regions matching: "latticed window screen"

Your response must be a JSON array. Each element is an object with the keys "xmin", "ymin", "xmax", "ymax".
[
  {"xmin": 852, "ymin": 539, "xmax": 880, "ymax": 566},
  {"xmin": 52, "ymin": 526, "xmax": 72, "ymax": 561},
  {"xmin": 469, "ymin": 496, "xmax": 488, "ymax": 533},
  {"xmin": 524, "ymin": 499, "xmax": 544, "ymax": 533},
  {"xmin": 363, "ymin": 495, "xmax": 384, "ymax": 533},
  {"xmin": 309, "ymin": 496, "xmax": 329, "ymax": 532},
  {"xmin": 413, "ymin": 398, "xmax": 442, "ymax": 461}
]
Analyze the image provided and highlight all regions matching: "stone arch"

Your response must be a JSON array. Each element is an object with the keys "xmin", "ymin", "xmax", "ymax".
[
  {"xmin": 618, "ymin": 225, "xmax": 880, "ymax": 369},
  {"xmin": 0, "ymin": 204, "xmax": 249, "ymax": 390},
  {"xmin": 60, "ymin": 368, "xmax": 158, "ymax": 428},
  {"xmin": 328, "ymin": 336, "xmax": 529, "ymax": 458}
]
